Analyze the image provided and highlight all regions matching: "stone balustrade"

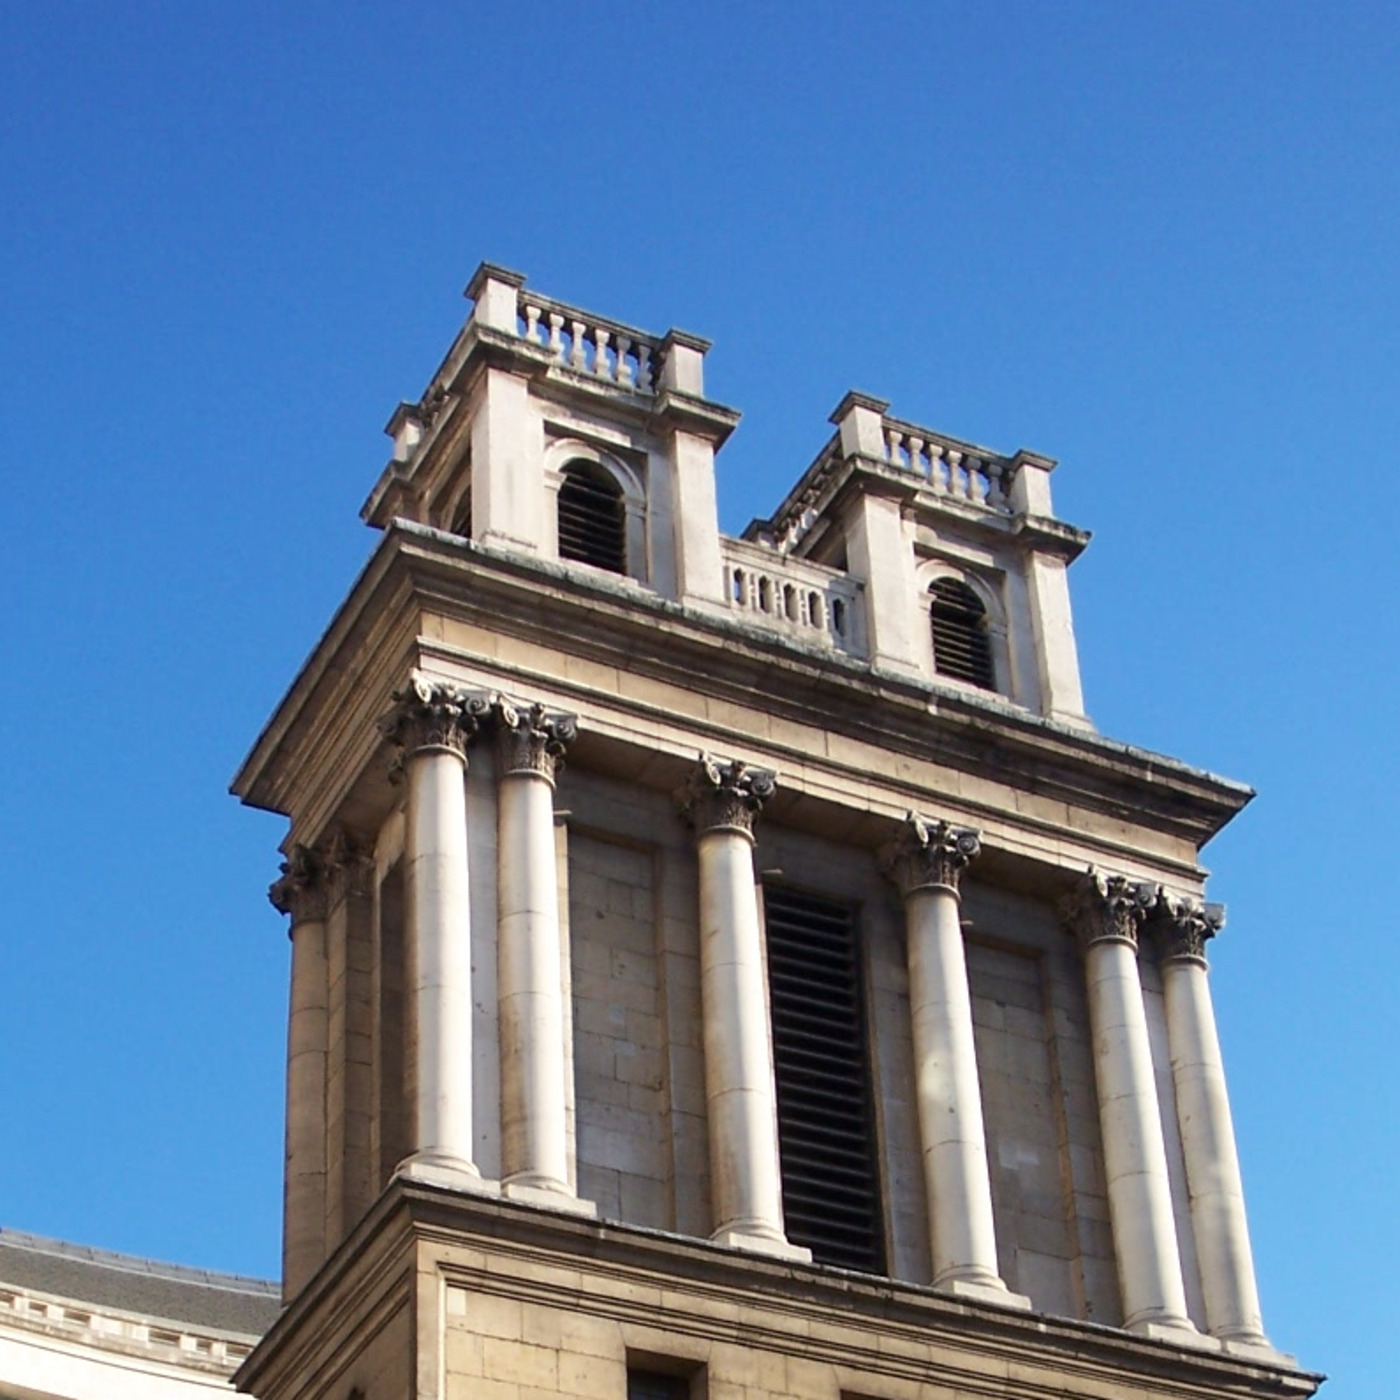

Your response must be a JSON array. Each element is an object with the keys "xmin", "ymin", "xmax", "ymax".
[
  {"xmin": 720, "ymin": 538, "xmax": 865, "ymax": 654},
  {"xmin": 882, "ymin": 416, "xmax": 1014, "ymax": 513},
  {"xmin": 515, "ymin": 291, "xmax": 660, "ymax": 394}
]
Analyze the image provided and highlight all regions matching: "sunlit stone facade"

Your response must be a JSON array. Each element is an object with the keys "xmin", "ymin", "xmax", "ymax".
[{"xmin": 235, "ymin": 265, "xmax": 1321, "ymax": 1400}]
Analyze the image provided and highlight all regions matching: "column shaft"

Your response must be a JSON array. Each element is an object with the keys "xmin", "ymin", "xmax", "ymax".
[
  {"xmin": 497, "ymin": 769, "xmax": 570, "ymax": 1194},
  {"xmin": 1162, "ymin": 945, "xmax": 1267, "ymax": 1344},
  {"xmin": 678, "ymin": 755, "xmax": 807, "ymax": 1261},
  {"xmin": 283, "ymin": 912, "xmax": 328, "ymax": 1299},
  {"xmin": 270, "ymin": 847, "xmax": 329, "ymax": 1302},
  {"xmin": 882, "ymin": 815, "xmax": 1025, "ymax": 1307},
  {"xmin": 404, "ymin": 744, "xmax": 478, "ymax": 1177},
  {"xmin": 1084, "ymin": 933, "xmax": 1194, "ymax": 1334},
  {"xmin": 697, "ymin": 827, "xmax": 788, "ymax": 1245},
  {"xmin": 907, "ymin": 886, "xmax": 1004, "ymax": 1291}
]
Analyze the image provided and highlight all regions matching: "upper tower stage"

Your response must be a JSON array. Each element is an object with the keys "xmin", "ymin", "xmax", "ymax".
[{"xmin": 360, "ymin": 263, "xmax": 1092, "ymax": 728}]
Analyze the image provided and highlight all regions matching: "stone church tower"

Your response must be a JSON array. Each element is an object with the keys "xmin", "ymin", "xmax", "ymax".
[{"xmin": 233, "ymin": 266, "xmax": 1321, "ymax": 1400}]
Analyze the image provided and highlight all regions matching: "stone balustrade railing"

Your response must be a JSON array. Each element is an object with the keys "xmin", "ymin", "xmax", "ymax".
[
  {"xmin": 515, "ymin": 291, "xmax": 660, "ymax": 395},
  {"xmin": 882, "ymin": 416, "xmax": 1015, "ymax": 514},
  {"xmin": 720, "ymin": 538, "xmax": 865, "ymax": 655}
]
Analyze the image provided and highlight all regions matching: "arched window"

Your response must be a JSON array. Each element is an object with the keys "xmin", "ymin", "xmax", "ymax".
[
  {"xmin": 929, "ymin": 577, "xmax": 996, "ymax": 690},
  {"xmin": 557, "ymin": 460, "xmax": 626, "ymax": 574}
]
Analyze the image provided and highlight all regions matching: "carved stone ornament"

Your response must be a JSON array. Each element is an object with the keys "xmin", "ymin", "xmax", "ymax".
[
  {"xmin": 1152, "ymin": 892, "xmax": 1225, "ymax": 967},
  {"xmin": 1060, "ymin": 869, "xmax": 1156, "ymax": 952},
  {"xmin": 268, "ymin": 844, "xmax": 328, "ymax": 927},
  {"xmin": 674, "ymin": 753, "xmax": 776, "ymax": 839},
  {"xmin": 879, "ymin": 812, "xmax": 981, "ymax": 899},
  {"xmin": 324, "ymin": 826, "xmax": 375, "ymax": 904},
  {"xmin": 493, "ymin": 697, "xmax": 578, "ymax": 784},
  {"xmin": 378, "ymin": 677, "xmax": 490, "ymax": 767}
]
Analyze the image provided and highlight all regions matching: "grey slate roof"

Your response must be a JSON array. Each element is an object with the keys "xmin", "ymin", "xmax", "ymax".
[{"xmin": 0, "ymin": 1229, "xmax": 280, "ymax": 1337}]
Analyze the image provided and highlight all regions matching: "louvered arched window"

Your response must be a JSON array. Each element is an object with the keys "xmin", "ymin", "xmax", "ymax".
[
  {"xmin": 930, "ymin": 577, "xmax": 996, "ymax": 690},
  {"xmin": 557, "ymin": 460, "xmax": 626, "ymax": 574}
]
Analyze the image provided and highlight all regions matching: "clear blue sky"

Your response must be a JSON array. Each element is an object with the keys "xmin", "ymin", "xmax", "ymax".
[{"xmin": 2, "ymin": 4, "xmax": 1393, "ymax": 1393}]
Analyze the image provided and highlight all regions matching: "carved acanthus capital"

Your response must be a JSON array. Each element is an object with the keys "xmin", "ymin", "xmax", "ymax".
[
  {"xmin": 324, "ymin": 827, "xmax": 375, "ymax": 903},
  {"xmin": 493, "ymin": 697, "xmax": 577, "ymax": 784},
  {"xmin": 379, "ymin": 677, "xmax": 490, "ymax": 766},
  {"xmin": 879, "ymin": 813, "xmax": 981, "ymax": 899},
  {"xmin": 269, "ymin": 844, "xmax": 328, "ymax": 927},
  {"xmin": 675, "ymin": 754, "xmax": 776, "ymax": 840},
  {"xmin": 1151, "ymin": 892, "xmax": 1224, "ymax": 967},
  {"xmin": 1061, "ymin": 869, "xmax": 1156, "ymax": 952}
]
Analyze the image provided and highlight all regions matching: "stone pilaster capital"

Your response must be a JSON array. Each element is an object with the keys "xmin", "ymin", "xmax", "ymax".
[
  {"xmin": 1150, "ymin": 892, "xmax": 1225, "ymax": 967},
  {"xmin": 493, "ymin": 697, "xmax": 577, "ymax": 785},
  {"xmin": 879, "ymin": 812, "xmax": 981, "ymax": 899},
  {"xmin": 675, "ymin": 753, "xmax": 776, "ymax": 840},
  {"xmin": 269, "ymin": 844, "xmax": 328, "ymax": 928},
  {"xmin": 379, "ymin": 676, "xmax": 490, "ymax": 768},
  {"xmin": 324, "ymin": 826, "xmax": 375, "ymax": 903},
  {"xmin": 1061, "ymin": 869, "xmax": 1156, "ymax": 953}
]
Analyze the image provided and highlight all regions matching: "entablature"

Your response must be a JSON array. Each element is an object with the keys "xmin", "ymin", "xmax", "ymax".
[{"xmin": 233, "ymin": 522, "xmax": 1250, "ymax": 887}]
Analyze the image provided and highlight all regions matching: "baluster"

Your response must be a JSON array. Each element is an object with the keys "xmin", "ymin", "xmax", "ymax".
[
  {"xmin": 594, "ymin": 327, "xmax": 612, "ymax": 379},
  {"xmin": 636, "ymin": 343, "xmax": 654, "ymax": 393},
  {"xmin": 547, "ymin": 312, "xmax": 565, "ymax": 360},
  {"xmin": 569, "ymin": 321, "xmax": 588, "ymax": 370},
  {"xmin": 886, "ymin": 428, "xmax": 903, "ymax": 466},
  {"xmin": 946, "ymin": 450, "xmax": 964, "ymax": 499},
  {"xmin": 523, "ymin": 304, "xmax": 542, "ymax": 343},
  {"xmin": 907, "ymin": 436, "xmax": 925, "ymax": 478},
  {"xmin": 985, "ymin": 461, "xmax": 1007, "ymax": 510},
  {"xmin": 615, "ymin": 336, "xmax": 634, "ymax": 388},
  {"xmin": 965, "ymin": 455, "xmax": 984, "ymax": 504},
  {"xmin": 929, "ymin": 445, "xmax": 947, "ymax": 494}
]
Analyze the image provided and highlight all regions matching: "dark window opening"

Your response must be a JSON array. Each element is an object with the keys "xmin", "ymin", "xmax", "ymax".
[
  {"xmin": 930, "ymin": 577, "xmax": 995, "ymax": 690},
  {"xmin": 558, "ymin": 460, "xmax": 626, "ymax": 574},
  {"xmin": 627, "ymin": 1371, "xmax": 692, "ymax": 1400},
  {"xmin": 450, "ymin": 483, "xmax": 472, "ymax": 538},
  {"xmin": 763, "ymin": 885, "xmax": 884, "ymax": 1273}
]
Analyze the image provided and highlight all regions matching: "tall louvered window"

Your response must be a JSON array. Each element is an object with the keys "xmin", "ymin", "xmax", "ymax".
[
  {"xmin": 930, "ymin": 577, "xmax": 996, "ymax": 690},
  {"xmin": 763, "ymin": 885, "xmax": 884, "ymax": 1273},
  {"xmin": 557, "ymin": 460, "xmax": 626, "ymax": 574}
]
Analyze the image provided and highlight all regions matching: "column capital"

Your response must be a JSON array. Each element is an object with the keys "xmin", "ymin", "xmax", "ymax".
[
  {"xmin": 324, "ymin": 827, "xmax": 375, "ymax": 904},
  {"xmin": 1151, "ymin": 893, "xmax": 1225, "ymax": 967},
  {"xmin": 1061, "ymin": 870, "xmax": 1156, "ymax": 952},
  {"xmin": 269, "ymin": 844, "xmax": 328, "ymax": 927},
  {"xmin": 379, "ymin": 677, "xmax": 491, "ymax": 765},
  {"xmin": 675, "ymin": 753, "xmax": 775, "ymax": 840},
  {"xmin": 879, "ymin": 813, "xmax": 981, "ymax": 899},
  {"xmin": 493, "ymin": 697, "xmax": 577, "ymax": 785}
]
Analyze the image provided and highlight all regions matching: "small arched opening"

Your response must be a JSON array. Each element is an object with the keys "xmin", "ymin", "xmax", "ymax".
[
  {"xmin": 929, "ymin": 577, "xmax": 996, "ymax": 690},
  {"xmin": 557, "ymin": 460, "xmax": 626, "ymax": 574}
]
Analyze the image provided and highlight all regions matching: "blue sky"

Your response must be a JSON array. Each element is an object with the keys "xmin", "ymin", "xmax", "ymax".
[{"xmin": 2, "ymin": 4, "xmax": 1394, "ymax": 1392}]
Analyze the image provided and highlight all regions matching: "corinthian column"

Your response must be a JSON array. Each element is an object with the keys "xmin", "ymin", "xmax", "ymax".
[
  {"xmin": 380, "ymin": 678, "xmax": 491, "ymax": 1189},
  {"xmin": 1154, "ymin": 895, "xmax": 1271, "ymax": 1350},
  {"xmin": 1065, "ymin": 872, "xmax": 1198, "ymax": 1339},
  {"xmin": 676, "ymin": 756, "xmax": 809, "ymax": 1260},
  {"xmin": 880, "ymin": 816, "xmax": 1027, "ymax": 1307},
  {"xmin": 269, "ymin": 845, "xmax": 329, "ymax": 1300},
  {"xmin": 494, "ymin": 698, "xmax": 590, "ymax": 1211}
]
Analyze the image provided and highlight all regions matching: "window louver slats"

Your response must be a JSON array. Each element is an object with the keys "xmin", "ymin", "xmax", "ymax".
[
  {"xmin": 763, "ymin": 885, "xmax": 884, "ymax": 1274},
  {"xmin": 930, "ymin": 578, "xmax": 995, "ymax": 689},
  {"xmin": 558, "ymin": 463, "xmax": 626, "ymax": 573}
]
